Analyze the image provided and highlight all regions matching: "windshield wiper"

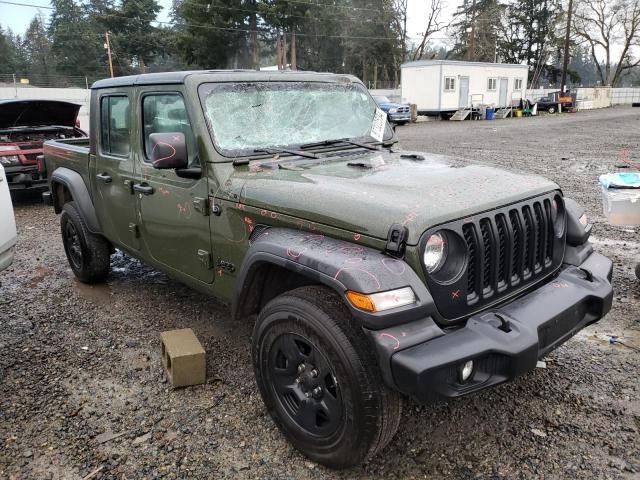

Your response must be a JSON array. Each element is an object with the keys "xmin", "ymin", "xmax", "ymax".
[
  {"xmin": 253, "ymin": 147, "xmax": 319, "ymax": 159},
  {"xmin": 300, "ymin": 137, "xmax": 380, "ymax": 151}
]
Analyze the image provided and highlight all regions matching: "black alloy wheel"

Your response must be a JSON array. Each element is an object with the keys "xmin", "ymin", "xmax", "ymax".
[{"xmin": 267, "ymin": 333, "xmax": 342, "ymax": 438}]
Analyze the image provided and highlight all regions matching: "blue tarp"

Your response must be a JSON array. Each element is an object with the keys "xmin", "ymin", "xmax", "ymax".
[{"xmin": 599, "ymin": 172, "xmax": 640, "ymax": 189}]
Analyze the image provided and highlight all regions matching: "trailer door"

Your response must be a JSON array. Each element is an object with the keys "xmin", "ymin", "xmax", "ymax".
[
  {"xmin": 499, "ymin": 78, "xmax": 508, "ymax": 107},
  {"xmin": 459, "ymin": 77, "xmax": 469, "ymax": 108}
]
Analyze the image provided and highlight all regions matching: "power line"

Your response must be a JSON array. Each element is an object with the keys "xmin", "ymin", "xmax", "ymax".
[{"xmin": 0, "ymin": 0, "xmax": 404, "ymax": 40}]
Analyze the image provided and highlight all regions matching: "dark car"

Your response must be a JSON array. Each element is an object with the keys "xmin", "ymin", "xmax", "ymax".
[
  {"xmin": 372, "ymin": 95, "xmax": 411, "ymax": 124},
  {"xmin": 535, "ymin": 91, "xmax": 574, "ymax": 114},
  {"xmin": 0, "ymin": 100, "xmax": 86, "ymax": 191}
]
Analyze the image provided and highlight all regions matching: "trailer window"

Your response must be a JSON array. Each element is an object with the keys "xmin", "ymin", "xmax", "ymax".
[
  {"xmin": 100, "ymin": 96, "xmax": 130, "ymax": 157},
  {"xmin": 487, "ymin": 78, "xmax": 497, "ymax": 91},
  {"xmin": 444, "ymin": 77, "xmax": 456, "ymax": 91},
  {"xmin": 515, "ymin": 78, "xmax": 523, "ymax": 90}
]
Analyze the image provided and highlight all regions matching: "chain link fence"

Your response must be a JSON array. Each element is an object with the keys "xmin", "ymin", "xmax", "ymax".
[{"xmin": 0, "ymin": 73, "xmax": 96, "ymax": 90}]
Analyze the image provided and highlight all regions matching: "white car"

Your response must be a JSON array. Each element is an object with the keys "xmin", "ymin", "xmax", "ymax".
[{"xmin": 0, "ymin": 164, "xmax": 17, "ymax": 271}]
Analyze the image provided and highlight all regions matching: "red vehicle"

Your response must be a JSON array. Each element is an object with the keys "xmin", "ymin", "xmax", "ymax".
[{"xmin": 0, "ymin": 100, "xmax": 86, "ymax": 191}]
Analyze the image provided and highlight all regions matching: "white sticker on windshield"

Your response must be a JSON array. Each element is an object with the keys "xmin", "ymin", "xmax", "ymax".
[{"xmin": 370, "ymin": 107, "xmax": 386, "ymax": 142}]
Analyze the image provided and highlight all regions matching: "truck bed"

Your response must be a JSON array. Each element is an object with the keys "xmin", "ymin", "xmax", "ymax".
[{"xmin": 43, "ymin": 137, "xmax": 91, "ymax": 177}]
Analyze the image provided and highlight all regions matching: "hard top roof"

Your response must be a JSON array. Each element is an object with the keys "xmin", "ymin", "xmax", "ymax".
[
  {"xmin": 401, "ymin": 59, "xmax": 529, "ymax": 69},
  {"xmin": 91, "ymin": 70, "xmax": 358, "ymax": 89}
]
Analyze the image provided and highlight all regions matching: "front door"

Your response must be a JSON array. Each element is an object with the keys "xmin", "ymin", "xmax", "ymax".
[
  {"xmin": 499, "ymin": 78, "xmax": 508, "ymax": 107},
  {"xmin": 93, "ymin": 93, "xmax": 140, "ymax": 251},
  {"xmin": 134, "ymin": 90, "xmax": 214, "ymax": 284},
  {"xmin": 459, "ymin": 77, "xmax": 469, "ymax": 108}
]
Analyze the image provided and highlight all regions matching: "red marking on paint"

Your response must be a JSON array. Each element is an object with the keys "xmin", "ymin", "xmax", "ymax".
[
  {"xmin": 340, "ymin": 246, "xmax": 364, "ymax": 255},
  {"xmin": 243, "ymin": 216, "xmax": 254, "ymax": 233},
  {"xmin": 177, "ymin": 203, "xmax": 189, "ymax": 216},
  {"xmin": 401, "ymin": 212, "xmax": 418, "ymax": 226},
  {"xmin": 217, "ymin": 269, "xmax": 224, "ymax": 277},
  {"xmin": 235, "ymin": 203, "xmax": 246, "ymax": 210},
  {"xmin": 401, "ymin": 332, "xmax": 407, "ymax": 337},
  {"xmin": 287, "ymin": 247, "xmax": 305, "ymax": 259},
  {"xmin": 451, "ymin": 289, "xmax": 460, "ymax": 299},
  {"xmin": 551, "ymin": 281, "xmax": 570, "ymax": 288},
  {"xmin": 151, "ymin": 142, "xmax": 176, "ymax": 166},
  {"xmin": 260, "ymin": 209, "xmax": 267, "ymax": 216},
  {"xmin": 159, "ymin": 187, "xmax": 171, "ymax": 196},
  {"xmin": 379, "ymin": 333, "xmax": 400, "ymax": 350},
  {"xmin": 353, "ymin": 233, "xmax": 361, "ymax": 241},
  {"xmin": 270, "ymin": 211, "xmax": 278, "ymax": 219},
  {"xmin": 343, "ymin": 257, "xmax": 364, "ymax": 264},
  {"xmin": 334, "ymin": 267, "xmax": 381, "ymax": 290},
  {"xmin": 382, "ymin": 258, "xmax": 406, "ymax": 275}
]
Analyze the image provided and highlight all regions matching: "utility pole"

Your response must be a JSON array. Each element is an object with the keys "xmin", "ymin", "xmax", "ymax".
[
  {"xmin": 104, "ymin": 32, "xmax": 114, "ymax": 78},
  {"xmin": 560, "ymin": 0, "xmax": 573, "ymax": 93}
]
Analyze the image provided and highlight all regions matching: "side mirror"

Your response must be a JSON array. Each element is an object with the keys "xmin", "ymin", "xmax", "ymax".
[{"xmin": 149, "ymin": 132, "xmax": 188, "ymax": 170}]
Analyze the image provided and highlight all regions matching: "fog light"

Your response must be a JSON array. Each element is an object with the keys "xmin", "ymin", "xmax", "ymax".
[{"xmin": 459, "ymin": 360, "xmax": 474, "ymax": 383}]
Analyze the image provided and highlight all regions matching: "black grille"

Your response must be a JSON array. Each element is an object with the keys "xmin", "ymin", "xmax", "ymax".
[{"xmin": 462, "ymin": 198, "xmax": 558, "ymax": 306}]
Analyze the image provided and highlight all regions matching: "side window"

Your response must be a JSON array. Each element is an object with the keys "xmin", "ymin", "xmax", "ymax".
[
  {"xmin": 515, "ymin": 78, "xmax": 523, "ymax": 90},
  {"xmin": 100, "ymin": 96, "xmax": 130, "ymax": 156},
  {"xmin": 142, "ymin": 94, "xmax": 195, "ymax": 164},
  {"xmin": 444, "ymin": 77, "xmax": 456, "ymax": 91},
  {"xmin": 487, "ymin": 78, "xmax": 497, "ymax": 91}
]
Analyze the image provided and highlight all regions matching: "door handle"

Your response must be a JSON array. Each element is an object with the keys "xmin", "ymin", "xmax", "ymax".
[
  {"xmin": 133, "ymin": 183, "xmax": 154, "ymax": 195},
  {"xmin": 96, "ymin": 173, "xmax": 112, "ymax": 184}
]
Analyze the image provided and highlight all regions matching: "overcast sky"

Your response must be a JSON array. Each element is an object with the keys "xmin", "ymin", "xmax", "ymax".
[{"xmin": 1, "ymin": 0, "xmax": 459, "ymax": 50}]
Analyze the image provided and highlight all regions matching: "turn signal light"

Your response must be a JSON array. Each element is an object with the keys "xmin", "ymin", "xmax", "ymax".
[
  {"xmin": 346, "ymin": 291, "xmax": 376, "ymax": 312},
  {"xmin": 346, "ymin": 287, "xmax": 416, "ymax": 313}
]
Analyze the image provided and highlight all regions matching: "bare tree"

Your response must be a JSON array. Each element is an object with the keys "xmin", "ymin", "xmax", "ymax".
[
  {"xmin": 412, "ymin": 0, "xmax": 445, "ymax": 61},
  {"xmin": 393, "ymin": 0, "xmax": 409, "ymax": 64},
  {"xmin": 573, "ymin": 0, "xmax": 640, "ymax": 85}
]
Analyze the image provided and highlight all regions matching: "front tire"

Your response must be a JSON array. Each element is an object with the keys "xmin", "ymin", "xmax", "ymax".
[
  {"xmin": 548, "ymin": 105, "xmax": 556, "ymax": 114},
  {"xmin": 61, "ymin": 201, "xmax": 111, "ymax": 283},
  {"xmin": 252, "ymin": 286, "xmax": 402, "ymax": 469}
]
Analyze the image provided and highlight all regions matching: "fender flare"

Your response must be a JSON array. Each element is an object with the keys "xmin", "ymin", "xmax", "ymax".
[
  {"xmin": 50, "ymin": 167, "xmax": 102, "ymax": 234},
  {"xmin": 232, "ymin": 227, "xmax": 436, "ymax": 330}
]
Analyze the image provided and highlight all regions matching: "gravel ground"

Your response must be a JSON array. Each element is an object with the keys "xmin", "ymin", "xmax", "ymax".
[{"xmin": 1, "ymin": 107, "xmax": 639, "ymax": 480}]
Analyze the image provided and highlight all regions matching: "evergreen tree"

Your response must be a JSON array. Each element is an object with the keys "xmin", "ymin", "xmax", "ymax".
[
  {"xmin": 49, "ymin": 0, "xmax": 105, "ymax": 80},
  {"xmin": 23, "ymin": 15, "xmax": 54, "ymax": 78}
]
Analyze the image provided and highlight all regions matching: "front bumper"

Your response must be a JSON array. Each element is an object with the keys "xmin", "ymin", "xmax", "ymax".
[
  {"xmin": 388, "ymin": 113, "xmax": 410, "ymax": 123},
  {"xmin": 4, "ymin": 165, "xmax": 47, "ymax": 191},
  {"xmin": 368, "ymin": 252, "xmax": 613, "ymax": 403}
]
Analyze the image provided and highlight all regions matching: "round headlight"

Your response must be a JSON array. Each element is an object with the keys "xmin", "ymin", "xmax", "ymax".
[{"xmin": 424, "ymin": 232, "xmax": 447, "ymax": 274}]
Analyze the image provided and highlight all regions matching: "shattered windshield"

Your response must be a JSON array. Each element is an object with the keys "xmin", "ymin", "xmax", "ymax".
[{"xmin": 199, "ymin": 81, "xmax": 389, "ymax": 156}]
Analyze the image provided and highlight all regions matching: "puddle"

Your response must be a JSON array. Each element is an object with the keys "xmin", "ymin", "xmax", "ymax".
[
  {"xmin": 73, "ymin": 280, "xmax": 113, "ymax": 305},
  {"xmin": 25, "ymin": 266, "xmax": 52, "ymax": 288},
  {"xmin": 575, "ymin": 328, "xmax": 640, "ymax": 353}
]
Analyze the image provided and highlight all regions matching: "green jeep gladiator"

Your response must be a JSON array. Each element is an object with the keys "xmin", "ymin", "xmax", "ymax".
[{"xmin": 43, "ymin": 71, "xmax": 613, "ymax": 469}]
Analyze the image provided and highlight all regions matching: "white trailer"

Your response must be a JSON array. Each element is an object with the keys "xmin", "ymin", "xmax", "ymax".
[{"xmin": 400, "ymin": 60, "xmax": 529, "ymax": 116}]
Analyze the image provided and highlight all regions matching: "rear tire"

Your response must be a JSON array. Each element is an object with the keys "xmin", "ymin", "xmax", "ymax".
[
  {"xmin": 61, "ymin": 201, "xmax": 111, "ymax": 283},
  {"xmin": 252, "ymin": 286, "xmax": 402, "ymax": 469},
  {"xmin": 548, "ymin": 105, "xmax": 556, "ymax": 114}
]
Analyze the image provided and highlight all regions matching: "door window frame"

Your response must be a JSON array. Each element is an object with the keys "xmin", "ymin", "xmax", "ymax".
[
  {"xmin": 99, "ymin": 93, "xmax": 132, "ymax": 159},
  {"xmin": 139, "ymin": 91, "xmax": 196, "ymax": 165}
]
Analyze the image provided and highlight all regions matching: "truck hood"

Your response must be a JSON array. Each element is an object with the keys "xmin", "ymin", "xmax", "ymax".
[
  {"xmin": 228, "ymin": 150, "xmax": 559, "ymax": 245},
  {"xmin": 0, "ymin": 100, "xmax": 81, "ymax": 129}
]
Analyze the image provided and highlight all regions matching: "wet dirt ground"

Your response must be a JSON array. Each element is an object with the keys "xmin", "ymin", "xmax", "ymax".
[{"xmin": 1, "ymin": 107, "xmax": 639, "ymax": 479}]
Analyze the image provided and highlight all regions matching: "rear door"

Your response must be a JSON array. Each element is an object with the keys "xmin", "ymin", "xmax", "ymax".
[
  {"xmin": 133, "ymin": 88, "xmax": 214, "ymax": 283},
  {"xmin": 92, "ymin": 92, "xmax": 140, "ymax": 251}
]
